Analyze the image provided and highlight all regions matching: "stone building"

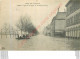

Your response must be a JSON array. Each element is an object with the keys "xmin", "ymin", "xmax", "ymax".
[
  {"xmin": 65, "ymin": 0, "xmax": 80, "ymax": 38},
  {"xmin": 51, "ymin": 12, "xmax": 66, "ymax": 37}
]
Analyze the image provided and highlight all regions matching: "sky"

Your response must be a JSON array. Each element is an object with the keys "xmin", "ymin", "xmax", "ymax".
[{"xmin": 0, "ymin": 0, "xmax": 69, "ymax": 32}]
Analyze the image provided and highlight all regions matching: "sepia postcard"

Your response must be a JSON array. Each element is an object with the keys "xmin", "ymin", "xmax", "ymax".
[{"xmin": 0, "ymin": 0, "xmax": 80, "ymax": 50}]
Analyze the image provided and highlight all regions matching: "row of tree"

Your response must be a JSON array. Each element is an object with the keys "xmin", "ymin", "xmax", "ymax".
[
  {"xmin": 0, "ymin": 15, "xmax": 38, "ymax": 36},
  {"xmin": 0, "ymin": 23, "xmax": 16, "ymax": 35}
]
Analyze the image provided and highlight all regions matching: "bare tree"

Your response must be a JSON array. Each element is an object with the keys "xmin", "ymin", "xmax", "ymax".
[
  {"xmin": 1, "ymin": 23, "xmax": 16, "ymax": 35},
  {"xmin": 16, "ymin": 16, "xmax": 30, "ymax": 35},
  {"xmin": 16, "ymin": 15, "xmax": 38, "ymax": 36}
]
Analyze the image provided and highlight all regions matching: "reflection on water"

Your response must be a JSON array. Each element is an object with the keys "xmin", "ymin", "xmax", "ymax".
[
  {"xmin": 52, "ymin": 36, "xmax": 80, "ymax": 50},
  {"xmin": 0, "ymin": 35, "xmax": 80, "ymax": 50},
  {"xmin": 66, "ymin": 38, "xmax": 80, "ymax": 50}
]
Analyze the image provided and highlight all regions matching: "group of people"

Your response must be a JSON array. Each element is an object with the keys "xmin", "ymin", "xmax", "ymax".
[{"xmin": 17, "ymin": 34, "xmax": 30, "ymax": 39}]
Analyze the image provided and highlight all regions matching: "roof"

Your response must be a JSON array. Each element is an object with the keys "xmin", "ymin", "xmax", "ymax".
[
  {"xmin": 52, "ymin": 17, "xmax": 56, "ymax": 22},
  {"xmin": 66, "ymin": 0, "xmax": 80, "ymax": 7},
  {"xmin": 55, "ymin": 12, "xmax": 66, "ymax": 20},
  {"xmin": 51, "ymin": 12, "xmax": 66, "ymax": 22},
  {"xmin": 66, "ymin": 0, "xmax": 70, "ymax": 7}
]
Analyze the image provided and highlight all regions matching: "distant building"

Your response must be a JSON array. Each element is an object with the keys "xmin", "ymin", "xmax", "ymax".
[
  {"xmin": 43, "ymin": 25, "xmax": 51, "ymax": 36},
  {"xmin": 43, "ymin": 27, "xmax": 47, "ymax": 36},
  {"xmin": 51, "ymin": 12, "xmax": 66, "ymax": 37},
  {"xmin": 65, "ymin": 0, "xmax": 80, "ymax": 38},
  {"xmin": 43, "ymin": 7, "xmax": 66, "ymax": 37}
]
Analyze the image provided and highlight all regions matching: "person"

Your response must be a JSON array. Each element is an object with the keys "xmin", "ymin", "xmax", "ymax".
[
  {"xmin": 20, "ymin": 36, "xmax": 22, "ymax": 39},
  {"xmin": 17, "ymin": 34, "xmax": 19, "ymax": 38},
  {"xmin": 23, "ymin": 34, "xmax": 25, "ymax": 38}
]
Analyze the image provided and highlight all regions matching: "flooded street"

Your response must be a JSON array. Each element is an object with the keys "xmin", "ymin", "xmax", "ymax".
[{"xmin": 0, "ymin": 34, "xmax": 80, "ymax": 50}]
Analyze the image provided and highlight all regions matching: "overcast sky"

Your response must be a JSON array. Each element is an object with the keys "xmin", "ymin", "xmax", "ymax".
[{"xmin": 0, "ymin": 0, "xmax": 69, "ymax": 32}]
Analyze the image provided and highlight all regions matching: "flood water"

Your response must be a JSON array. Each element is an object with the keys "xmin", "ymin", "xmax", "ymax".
[{"xmin": 0, "ymin": 35, "xmax": 80, "ymax": 50}]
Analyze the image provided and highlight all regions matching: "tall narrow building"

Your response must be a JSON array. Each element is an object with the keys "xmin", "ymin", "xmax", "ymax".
[{"xmin": 50, "ymin": 12, "xmax": 66, "ymax": 37}]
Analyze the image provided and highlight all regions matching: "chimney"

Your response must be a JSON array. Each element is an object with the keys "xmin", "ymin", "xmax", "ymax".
[{"xmin": 58, "ymin": 6, "xmax": 60, "ymax": 12}]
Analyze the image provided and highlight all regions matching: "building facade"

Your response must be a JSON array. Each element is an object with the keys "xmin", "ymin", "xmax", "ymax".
[
  {"xmin": 66, "ymin": 0, "xmax": 80, "ymax": 38},
  {"xmin": 51, "ymin": 12, "xmax": 66, "ymax": 37}
]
